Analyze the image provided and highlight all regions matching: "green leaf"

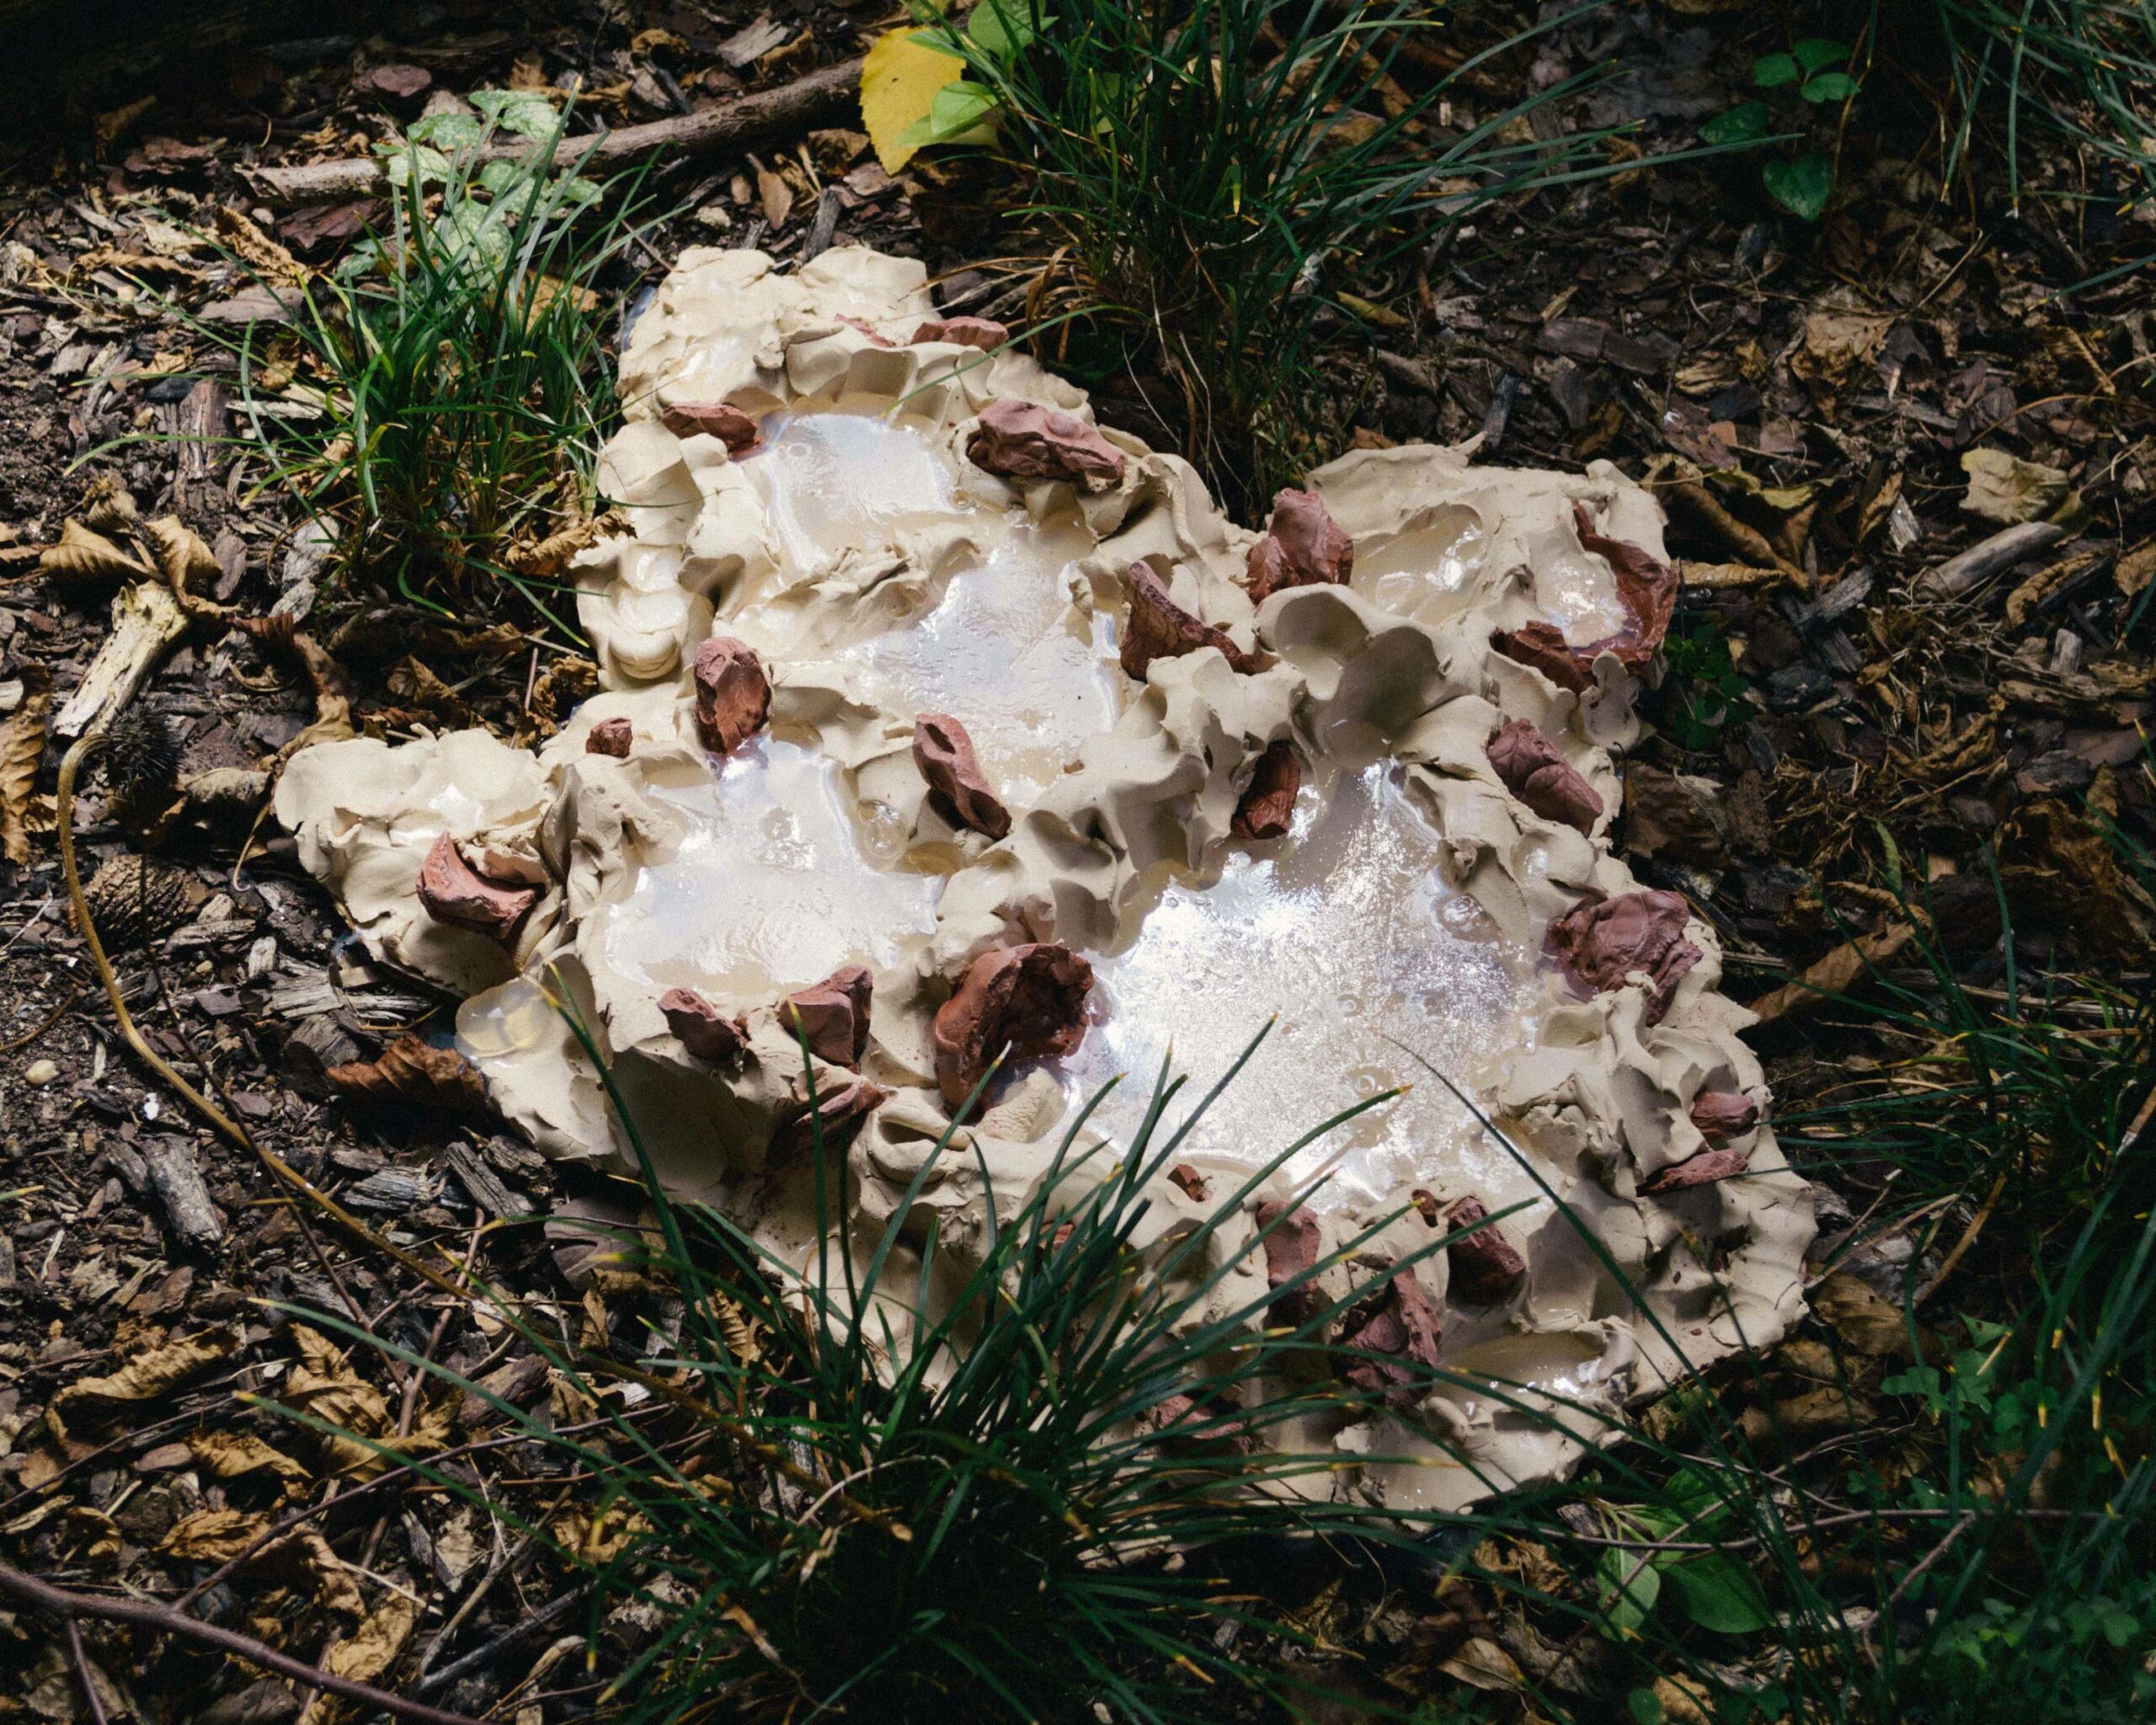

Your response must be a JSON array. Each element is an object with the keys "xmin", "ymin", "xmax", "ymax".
[
  {"xmin": 1628, "ymin": 1689, "xmax": 1665, "ymax": 1725},
  {"xmin": 408, "ymin": 110, "xmax": 484, "ymax": 152},
  {"xmin": 1795, "ymin": 37, "xmax": 1848, "ymax": 75},
  {"xmin": 1598, "ymin": 1547, "xmax": 1662, "ymax": 1635},
  {"xmin": 1801, "ymin": 72, "xmax": 1860, "ymax": 104},
  {"xmin": 377, "ymin": 143, "xmax": 455, "ymax": 188},
  {"xmin": 477, "ymin": 159, "xmax": 531, "ymax": 197},
  {"xmin": 968, "ymin": 0, "xmax": 1049, "ymax": 63},
  {"xmin": 1753, "ymin": 53, "xmax": 1801, "ymax": 88},
  {"xmin": 1700, "ymin": 100, "xmax": 1770, "ymax": 146},
  {"xmin": 471, "ymin": 88, "xmax": 561, "ymax": 140},
  {"xmin": 895, "ymin": 78, "xmax": 999, "ymax": 148},
  {"xmin": 1667, "ymin": 1553, "xmax": 1774, "ymax": 1634},
  {"xmin": 1763, "ymin": 152, "xmax": 1833, "ymax": 221}
]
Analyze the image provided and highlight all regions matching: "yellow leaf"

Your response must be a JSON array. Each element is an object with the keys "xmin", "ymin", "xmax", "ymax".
[{"xmin": 860, "ymin": 29, "xmax": 965, "ymax": 174}]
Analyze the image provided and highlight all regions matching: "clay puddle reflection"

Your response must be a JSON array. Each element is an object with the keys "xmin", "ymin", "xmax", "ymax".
[
  {"xmin": 740, "ymin": 401, "xmax": 962, "ymax": 572},
  {"xmin": 590, "ymin": 737, "xmax": 942, "ymax": 1005},
  {"xmin": 825, "ymin": 519, "xmax": 1120, "ymax": 807},
  {"xmin": 1054, "ymin": 763, "xmax": 1543, "ymax": 1208}
]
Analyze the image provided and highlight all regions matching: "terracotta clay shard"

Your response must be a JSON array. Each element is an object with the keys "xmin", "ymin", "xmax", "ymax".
[
  {"xmin": 1340, "ymin": 1265, "xmax": 1444, "ymax": 1406},
  {"xmin": 691, "ymin": 636, "xmax": 771, "ymax": 757},
  {"xmin": 1230, "ymin": 739, "xmax": 1301, "ymax": 841},
  {"xmin": 783, "ymin": 963, "xmax": 873, "ymax": 1070},
  {"xmin": 1443, "ymin": 1196, "xmax": 1529, "ymax": 1304},
  {"xmin": 1492, "ymin": 503, "xmax": 1679, "ymax": 690},
  {"xmin": 659, "ymin": 400, "xmax": 762, "ymax": 455},
  {"xmin": 659, "ymin": 987, "xmax": 748, "ymax": 1062},
  {"xmin": 1643, "ymin": 1146, "xmax": 1751, "ymax": 1193},
  {"xmin": 1689, "ymin": 1090, "xmax": 1759, "ymax": 1143},
  {"xmin": 912, "ymin": 713, "xmax": 1011, "ymax": 841},
  {"xmin": 1545, "ymin": 889, "xmax": 1703, "ymax": 1026},
  {"xmin": 1485, "ymin": 718, "xmax": 1604, "ymax": 834},
  {"xmin": 416, "ymin": 833, "xmax": 538, "ymax": 943},
  {"xmin": 1254, "ymin": 1200, "xmax": 1327, "ymax": 1327},
  {"xmin": 1244, "ymin": 488, "xmax": 1353, "ymax": 603},
  {"xmin": 585, "ymin": 716, "xmax": 634, "ymax": 758},
  {"xmin": 1575, "ymin": 501, "xmax": 1678, "ymax": 660},
  {"xmin": 1167, "ymin": 1163, "xmax": 1209, "ymax": 1202},
  {"xmin": 774, "ymin": 1076, "xmax": 887, "ymax": 1157},
  {"xmin": 1120, "ymin": 562, "xmax": 1256, "ymax": 681},
  {"xmin": 964, "ymin": 398, "xmax": 1126, "ymax": 494},
  {"xmin": 911, "ymin": 316, "xmax": 1010, "ymax": 351},
  {"xmin": 931, "ymin": 942, "xmax": 1093, "ymax": 1109}
]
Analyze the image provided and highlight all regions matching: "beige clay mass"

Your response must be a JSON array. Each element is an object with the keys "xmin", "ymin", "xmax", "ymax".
[{"xmin": 275, "ymin": 245, "xmax": 1812, "ymax": 1511}]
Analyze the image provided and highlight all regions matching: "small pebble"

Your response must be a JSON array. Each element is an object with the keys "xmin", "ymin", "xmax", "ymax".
[{"xmin": 24, "ymin": 1059, "xmax": 57, "ymax": 1085}]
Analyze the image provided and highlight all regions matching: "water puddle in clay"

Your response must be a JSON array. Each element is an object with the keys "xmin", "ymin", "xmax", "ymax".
[
  {"xmin": 587, "ymin": 736, "xmax": 942, "ymax": 1005},
  {"xmin": 824, "ymin": 519, "xmax": 1120, "ymax": 807},
  {"xmin": 1354, "ymin": 508, "xmax": 1489, "ymax": 626},
  {"xmin": 1353, "ymin": 509, "xmax": 1630, "ymax": 644},
  {"xmin": 740, "ymin": 399, "xmax": 962, "ymax": 574},
  {"xmin": 1443, "ymin": 1332, "xmax": 1612, "ymax": 1416},
  {"xmin": 1523, "ymin": 521, "xmax": 1629, "ymax": 642},
  {"xmin": 1054, "ymin": 763, "xmax": 1541, "ymax": 1208}
]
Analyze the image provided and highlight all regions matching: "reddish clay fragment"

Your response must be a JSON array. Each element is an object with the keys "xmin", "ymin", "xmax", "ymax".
[
  {"xmin": 1491, "ymin": 621, "xmax": 1594, "ymax": 692},
  {"xmin": 1491, "ymin": 503, "xmax": 1679, "ymax": 690},
  {"xmin": 1145, "ymin": 1390, "xmax": 1254, "ymax": 1453},
  {"xmin": 659, "ymin": 987, "xmax": 747, "ymax": 1063},
  {"xmin": 1575, "ymin": 502, "xmax": 1678, "ymax": 660},
  {"xmin": 1167, "ymin": 1164, "xmax": 1209, "ymax": 1202},
  {"xmin": 1442, "ymin": 1196, "xmax": 1529, "ymax": 1304},
  {"xmin": 585, "ymin": 716, "xmax": 634, "ymax": 758},
  {"xmin": 1340, "ymin": 1266, "xmax": 1445, "ymax": 1406},
  {"xmin": 913, "ymin": 713, "xmax": 1011, "ymax": 841},
  {"xmin": 773, "ymin": 1077, "xmax": 887, "ymax": 1158},
  {"xmin": 1244, "ymin": 489, "xmax": 1353, "ymax": 602},
  {"xmin": 1253, "ymin": 1200, "xmax": 1327, "ymax": 1328},
  {"xmin": 964, "ymin": 398, "xmax": 1126, "ymax": 494},
  {"xmin": 911, "ymin": 316, "xmax": 1010, "ymax": 351},
  {"xmin": 931, "ymin": 943, "xmax": 1093, "ymax": 1110},
  {"xmin": 1689, "ymin": 1091, "xmax": 1759, "ymax": 1142},
  {"xmin": 1120, "ymin": 563, "xmax": 1256, "ymax": 681},
  {"xmin": 659, "ymin": 400, "xmax": 762, "ymax": 455},
  {"xmin": 1230, "ymin": 740, "xmax": 1301, "ymax": 841},
  {"xmin": 1486, "ymin": 718, "xmax": 1604, "ymax": 834},
  {"xmin": 1642, "ymin": 1146, "xmax": 1751, "ymax": 1193},
  {"xmin": 835, "ymin": 313, "xmax": 899, "ymax": 349},
  {"xmin": 783, "ymin": 964, "xmax": 873, "ymax": 1071},
  {"xmin": 691, "ymin": 636, "xmax": 771, "ymax": 757},
  {"xmin": 416, "ymin": 834, "xmax": 537, "ymax": 944},
  {"xmin": 1545, "ymin": 889, "xmax": 1702, "ymax": 1026}
]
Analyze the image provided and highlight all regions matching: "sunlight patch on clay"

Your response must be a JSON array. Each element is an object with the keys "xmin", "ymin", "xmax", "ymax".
[
  {"xmin": 590, "ymin": 737, "xmax": 942, "ymax": 1004},
  {"xmin": 1055, "ymin": 764, "xmax": 1542, "ymax": 1207},
  {"xmin": 740, "ymin": 401, "xmax": 963, "ymax": 573}
]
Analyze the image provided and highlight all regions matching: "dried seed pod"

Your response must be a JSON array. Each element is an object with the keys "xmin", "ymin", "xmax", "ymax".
[
  {"xmin": 102, "ymin": 707, "xmax": 183, "ymax": 806},
  {"xmin": 77, "ymin": 853, "xmax": 196, "ymax": 948}
]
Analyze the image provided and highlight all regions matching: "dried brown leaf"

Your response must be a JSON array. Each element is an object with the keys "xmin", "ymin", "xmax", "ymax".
[{"xmin": 326, "ymin": 1033, "xmax": 491, "ymax": 1114}]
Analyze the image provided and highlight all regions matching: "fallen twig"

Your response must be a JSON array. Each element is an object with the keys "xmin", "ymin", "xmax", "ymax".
[
  {"xmin": 247, "ymin": 60, "xmax": 864, "ymax": 204},
  {"xmin": 0, "ymin": 1562, "xmax": 488, "ymax": 1725}
]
